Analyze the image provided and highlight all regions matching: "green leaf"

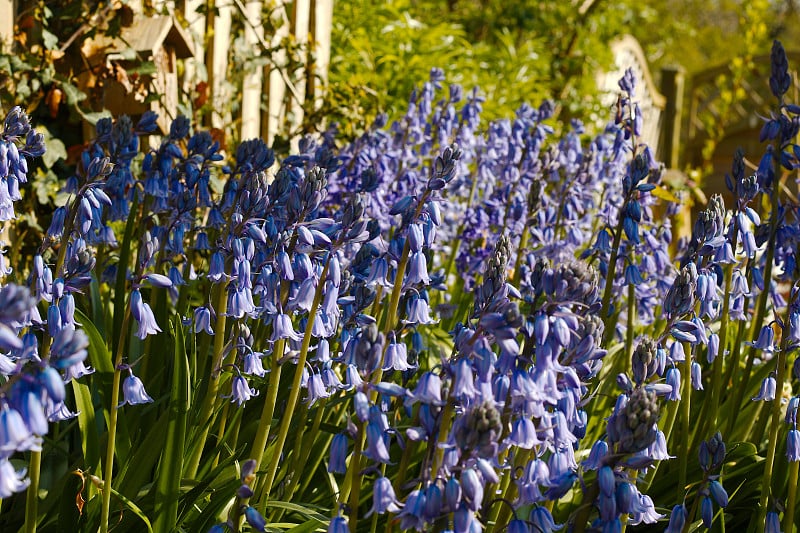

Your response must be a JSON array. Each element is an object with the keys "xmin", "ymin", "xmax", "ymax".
[
  {"xmin": 127, "ymin": 62, "xmax": 158, "ymax": 76},
  {"xmin": 113, "ymin": 193, "xmax": 139, "ymax": 357},
  {"xmin": 75, "ymin": 308, "xmax": 114, "ymax": 374},
  {"xmin": 107, "ymin": 486, "xmax": 154, "ymax": 533},
  {"xmin": 153, "ymin": 321, "xmax": 189, "ymax": 533},
  {"xmin": 58, "ymin": 79, "xmax": 86, "ymax": 105},
  {"xmin": 72, "ymin": 380, "xmax": 102, "ymax": 479},
  {"xmin": 41, "ymin": 29, "xmax": 59, "ymax": 51},
  {"xmin": 40, "ymin": 134, "xmax": 66, "ymax": 169},
  {"xmin": 649, "ymin": 185, "xmax": 681, "ymax": 203},
  {"xmin": 262, "ymin": 501, "xmax": 329, "ymax": 523},
  {"xmin": 79, "ymin": 110, "xmax": 112, "ymax": 126}
]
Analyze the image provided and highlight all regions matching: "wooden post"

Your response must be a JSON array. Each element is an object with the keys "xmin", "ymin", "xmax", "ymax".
[
  {"xmin": 312, "ymin": 0, "xmax": 333, "ymax": 112},
  {"xmin": 288, "ymin": 0, "xmax": 310, "ymax": 148},
  {"xmin": 240, "ymin": 0, "xmax": 263, "ymax": 140},
  {"xmin": 264, "ymin": 0, "xmax": 289, "ymax": 146},
  {"xmin": 177, "ymin": 0, "xmax": 206, "ymax": 120},
  {"xmin": 209, "ymin": 0, "xmax": 233, "ymax": 130},
  {"xmin": 659, "ymin": 65, "xmax": 685, "ymax": 169},
  {"xmin": 0, "ymin": 0, "xmax": 15, "ymax": 47}
]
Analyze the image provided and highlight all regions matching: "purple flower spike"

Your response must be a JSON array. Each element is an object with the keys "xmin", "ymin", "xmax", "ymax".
[{"xmin": 118, "ymin": 372, "xmax": 154, "ymax": 407}]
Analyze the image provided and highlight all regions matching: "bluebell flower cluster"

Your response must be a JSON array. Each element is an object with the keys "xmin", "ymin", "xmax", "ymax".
[{"xmin": 8, "ymin": 41, "xmax": 800, "ymax": 532}]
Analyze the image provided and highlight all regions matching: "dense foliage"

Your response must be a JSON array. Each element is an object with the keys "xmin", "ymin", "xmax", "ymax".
[{"xmin": 2, "ymin": 33, "xmax": 800, "ymax": 533}]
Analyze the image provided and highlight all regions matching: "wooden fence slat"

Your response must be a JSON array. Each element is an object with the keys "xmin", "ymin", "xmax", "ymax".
[
  {"xmin": 289, "ymin": 0, "xmax": 311, "ymax": 148},
  {"xmin": 210, "ymin": 1, "xmax": 233, "ymax": 130},
  {"xmin": 312, "ymin": 0, "xmax": 333, "ymax": 112},
  {"xmin": 240, "ymin": 0, "xmax": 263, "ymax": 140},
  {"xmin": 0, "ymin": 0, "xmax": 14, "ymax": 46},
  {"xmin": 265, "ymin": 0, "xmax": 290, "ymax": 145}
]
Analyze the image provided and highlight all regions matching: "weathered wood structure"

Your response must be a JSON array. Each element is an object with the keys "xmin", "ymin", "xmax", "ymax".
[
  {"xmin": 0, "ymin": 0, "xmax": 334, "ymax": 144},
  {"xmin": 686, "ymin": 52, "xmax": 800, "ymax": 181}
]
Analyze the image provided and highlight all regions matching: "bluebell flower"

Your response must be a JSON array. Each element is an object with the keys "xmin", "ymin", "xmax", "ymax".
[
  {"xmin": 765, "ymin": 511, "xmax": 782, "ymax": 533},
  {"xmin": 701, "ymin": 496, "xmax": 713, "ymax": 528},
  {"xmin": 787, "ymin": 429, "xmax": 800, "ymax": 461},
  {"xmin": 364, "ymin": 421, "xmax": 391, "ymax": 464},
  {"xmin": 0, "ymin": 402, "xmax": 39, "ymax": 453},
  {"xmin": 753, "ymin": 374, "xmax": 777, "ymax": 401},
  {"xmin": 328, "ymin": 515, "xmax": 349, "ymax": 533},
  {"xmin": 0, "ymin": 457, "xmax": 29, "ymax": 497},
  {"xmin": 130, "ymin": 289, "xmax": 161, "ymax": 339},
  {"xmin": 397, "ymin": 489, "xmax": 426, "ymax": 531},
  {"xmin": 691, "ymin": 361, "xmax": 703, "ymax": 390},
  {"xmin": 598, "ymin": 465, "xmax": 615, "ymax": 497},
  {"xmin": 304, "ymin": 371, "xmax": 329, "ymax": 406},
  {"xmin": 665, "ymin": 504, "xmax": 686, "ymax": 533},
  {"xmin": 787, "ymin": 397, "xmax": 799, "ymax": 425},
  {"xmin": 244, "ymin": 505, "xmax": 266, "ymax": 531},
  {"xmin": 453, "ymin": 503, "xmax": 481, "ymax": 533},
  {"xmin": 628, "ymin": 494, "xmax": 664, "ymax": 525},
  {"xmin": 383, "ymin": 333, "xmax": 412, "ymax": 372},
  {"xmin": 529, "ymin": 506, "xmax": 562, "ymax": 532},
  {"xmin": 15, "ymin": 390, "xmax": 47, "ymax": 437},
  {"xmin": 328, "ymin": 433, "xmax": 349, "ymax": 474},
  {"xmin": 272, "ymin": 313, "xmax": 302, "ymax": 342},
  {"xmin": 193, "ymin": 307, "xmax": 214, "ymax": 335},
  {"xmin": 507, "ymin": 417, "xmax": 540, "ymax": 449},
  {"xmin": 365, "ymin": 476, "xmax": 403, "ymax": 516},
  {"xmin": 748, "ymin": 325, "xmax": 777, "ymax": 355},
  {"xmin": 49, "ymin": 327, "xmax": 89, "ymax": 370},
  {"xmin": 118, "ymin": 371, "xmax": 154, "ymax": 407},
  {"xmin": 583, "ymin": 439, "xmax": 608, "ymax": 470},
  {"xmin": 709, "ymin": 479, "xmax": 729, "ymax": 507},
  {"xmin": 445, "ymin": 474, "xmax": 461, "ymax": 511},
  {"xmin": 460, "ymin": 468, "xmax": 484, "ymax": 512},
  {"xmin": 411, "ymin": 372, "xmax": 443, "ymax": 405}
]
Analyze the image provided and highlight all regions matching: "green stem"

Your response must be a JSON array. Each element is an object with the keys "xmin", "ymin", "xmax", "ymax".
[
  {"xmin": 249, "ymin": 346, "xmax": 283, "ymax": 468},
  {"xmin": 624, "ymin": 281, "xmax": 635, "ymax": 376},
  {"xmin": 573, "ymin": 479, "xmax": 599, "ymax": 533},
  {"xmin": 785, "ymin": 459, "xmax": 799, "ymax": 533},
  {"xmin": 756, "ymin": 299, "xmax": 794, "ymax": 530},
  {"xmin": 707, "ymin": 245, "xmax": 735, "ymax": 433},
  {"xmin": 259, "ymin": 259, "xmax": 331, "ymax": 507},
  {"xmin": 185, "ymin": 282, "xmax": 229, "ymax": 478},
  {"xmin": 23, "ymin": 450, "xmax": 41, "ymax": 533},
  {"xmin": 100, "ymin": 307, "xmax": 132, "ymax": 533},
  {"xmin": 678, "ymin": 342, "xmax": 692, "ymax": 502},
  {"xmin": 282, "ymin": 400, "xmax": 325, "ymax": 502},
  {"xmin": 599, "ymin": 213, "xmax": 626, "ymax": 345},
  {"xmin": 723, "ymin": 317, "xmax": 748, "ymax": 437},
  {"xmin": 430, "ymin": 400, "xmax": 454, "ymax": 477},
  {"xmin": 641, "ymin": 398, "xmax": 679, "ymax": 492}
]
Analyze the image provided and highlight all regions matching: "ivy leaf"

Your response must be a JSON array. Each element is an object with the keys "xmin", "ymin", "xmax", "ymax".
[
  {"xmin": 58, "ymin": 79, "xmax": 86, "ymax": 105},
  {"xmin": 40, "ymin": 134, "xmax": 66, "ymax": 169},
  {"xmin": 42, "ymin": 29, "xmax": 59, "ymax": 51}
]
